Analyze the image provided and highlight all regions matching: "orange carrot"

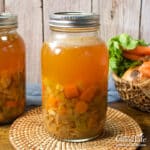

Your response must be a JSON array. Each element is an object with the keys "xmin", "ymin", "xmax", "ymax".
[
  {"xmin": 140, "ymin": 69, "xmax": 150, "ymax": 78},
  {"xmin": 80, "ymin": 86, "xmax": 98, "ymax": 102},
  {"xmin": 139, "ymin": 61, "xmax": 150, "ymax": 78},
  {"xmin": 141, "ymin": 61, "xmax": 150, "ymax": 67},
  {"xmin": 75, "ymin": 101, "xmax": 88, "ymax": 114},
  {"xmin": 64, "ymin": 84, "xmax": 80, "ymax": 99},
  {"xmin": 5, "ymin": 101, "xmax": 17, "ymax": 107},
  {"xmin": 123, "ymin": 52, "xmax": 143, "ymax": 61},
  {"xmin": 124, "ymin": 46, "xmax": 150, "ymax": 56}
]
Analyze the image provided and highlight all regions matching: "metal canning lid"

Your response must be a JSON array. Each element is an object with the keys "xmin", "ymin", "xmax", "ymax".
[
  {"xmin": 0, "ymin": 12, "xmax": 17, "ymax": 28},
  {"xmin": 49, "ymin": 12, "xmax": 99, "ymax": 28}
]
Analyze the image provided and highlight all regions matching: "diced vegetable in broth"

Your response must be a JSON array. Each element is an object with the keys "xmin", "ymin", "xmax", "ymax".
[
  {"xmin": 0, "ymin": 71, "xmax": 25, "ymax": 123},
  {"xmin": 42, "ymin": 79, "xmax": 107, "ymax": 139},
  {"xmin": 41, "ymin": 42, "xmax": 108, "ymax": 139}
]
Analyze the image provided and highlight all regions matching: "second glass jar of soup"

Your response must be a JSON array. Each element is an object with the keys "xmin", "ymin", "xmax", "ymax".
[
  {"xmin": 0, "ymin": 13, "xmax": 25, "ymax": 124},
  {"xmin": 41, "ymin": 12, "xmax": 108, "ymax": 142}
]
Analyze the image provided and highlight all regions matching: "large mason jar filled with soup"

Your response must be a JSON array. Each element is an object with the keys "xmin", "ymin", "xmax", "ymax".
[
  {"xmin": 41, "ymin": 12, "xmax": 108, "ymax": 142},
  {"xmin": 0, "ymin": 13, "xmax": 25, "ymax": 124}
]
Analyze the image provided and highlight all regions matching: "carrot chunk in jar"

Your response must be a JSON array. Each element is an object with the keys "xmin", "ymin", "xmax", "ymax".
[{"xmin": 64, "ymin": 84, "xmax": 80, "ymax": 99}]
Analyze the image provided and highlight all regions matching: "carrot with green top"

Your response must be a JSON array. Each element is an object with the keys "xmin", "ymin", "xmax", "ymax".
[
  {"xmin": 64, "ymin": 84, "xmax": 80, "ymax": 99},
  {"xmin": 123, "ymin": 52, "xmax": 143, "ymax": 61},
  {"xmin": 75, "ymin": 101, "xmax": 88, "ymax": 114},
  {"xmin": 123, "ymin": 46, "xmax": 150, "ymax": 56}
]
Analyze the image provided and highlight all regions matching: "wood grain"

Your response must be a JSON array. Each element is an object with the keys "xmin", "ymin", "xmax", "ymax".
[
  {"xmin": 0, "ymin": 0, "xmax": 4, "ymax": 12},
  {"xmin": 5, "ymin": 0, "xmax": 43, "ymax": 83},
  {"xmin": 92, "ymin": 0, "xmax": 99, "ymax": 13},
  {"xmin": 93, "ymin": 0, "xmax": 141, "ymax": 42},
  {"xmin": 140, "ymin": 0, "xmax": 150, "ymax": 42},
  {"xmin": 43, "ymin": 0, "xmax": 92, "ymax": 41},
  {"xmin": 0, "ymin": 101, "xmax": 149, "ymax": 150},
  {"xmin": 0, "ymin": 126, "xmax": 14, "ymax": 150}
]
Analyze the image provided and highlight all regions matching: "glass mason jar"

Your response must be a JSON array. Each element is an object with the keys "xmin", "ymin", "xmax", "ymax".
[
  {"xmin": 0, "ymin": 13, "xmax": 25, "ymax": 124},
  {"xmin": 41, "ymin": 12, "xmax": 108, "ymax": 142}
]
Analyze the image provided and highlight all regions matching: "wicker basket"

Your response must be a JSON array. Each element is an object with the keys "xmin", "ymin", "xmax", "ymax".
[{"xmin": 112, "ymin": 73, "xmax": 150, "ymax": 112}]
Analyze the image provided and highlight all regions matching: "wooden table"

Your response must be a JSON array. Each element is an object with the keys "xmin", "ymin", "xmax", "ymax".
[{"xmin": 0, "ymin": 101, "xmax": 149, "ymax": 150}]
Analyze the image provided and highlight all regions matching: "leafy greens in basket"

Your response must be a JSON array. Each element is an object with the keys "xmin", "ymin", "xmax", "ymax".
[{"xmin": 107, "ymin": 33, "xmax": 149, "ymax": 77}]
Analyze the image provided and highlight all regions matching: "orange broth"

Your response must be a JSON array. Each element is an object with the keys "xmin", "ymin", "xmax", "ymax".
[
  {"xmin": 0, "ymin": 31, "xmax": 25, "ymax": 124},
  {"xmin": 41, "ymin": 40, "xmax": 108, "ymax": 139}
]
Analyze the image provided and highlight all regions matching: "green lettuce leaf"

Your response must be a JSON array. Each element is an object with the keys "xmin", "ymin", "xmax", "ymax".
[{"xmin": 107, "ymin": 33, "xmax": 149, "ymax": 77}]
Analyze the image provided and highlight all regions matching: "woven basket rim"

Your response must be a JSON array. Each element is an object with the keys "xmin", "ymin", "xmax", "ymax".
[
  {"xmin": 112, "ymin": 72, "xmax": 150, "ymax": 86},
  {"xmin": 112, "ymin": 72, "xmax": 150, "ymax": 112}
]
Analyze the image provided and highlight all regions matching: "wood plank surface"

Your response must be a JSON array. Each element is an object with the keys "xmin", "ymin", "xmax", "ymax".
[
  {"xmin": 0, "ymin": 125, "xmax": 13, "ymax": 150},
  {"xmin": 0, "ymin": 101, "xmax": 149, "ymax": 150},
  {"xmin": 43, "ymin": 0, "xmax": 92, "ymax": 41},
  {"xmin": 140, "ymin": 0, "xmax": 150, "ymax": 42},
  {"xmin": 5, "ymin": 0, "xmax": 43, "ymax": 84},
  {"xmin": 92, "ymin": 0, "xmax": 99, "ymax": 13},
  {"xmin": 93, "ymin": 0, "xmax": 141, "ymax": 42},
  {"xmin": 0, "ymin": 0, "xmax": 4, "ymax": 12},
  {"xmin": 109, "ymin": 101, "xmax": 150, "ymax": 150}
]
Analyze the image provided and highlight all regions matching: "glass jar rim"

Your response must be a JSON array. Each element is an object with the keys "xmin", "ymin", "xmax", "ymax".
[
  {"xmin": 0, "ymin": 12, "xmax": 17, "ymax": 29},
  {"xmin": 49, "ymin": 12, "xmax": 99, "ymax": 29}
]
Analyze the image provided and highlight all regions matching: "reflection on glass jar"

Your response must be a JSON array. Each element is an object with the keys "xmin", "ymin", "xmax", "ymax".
[
  {"xmin": 0, "ymin": 13, "xmax": 25, "ymax": 124},
  {"xmin": 41, "ymin": 12, "xmax": 108, "ymax": 142}
]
